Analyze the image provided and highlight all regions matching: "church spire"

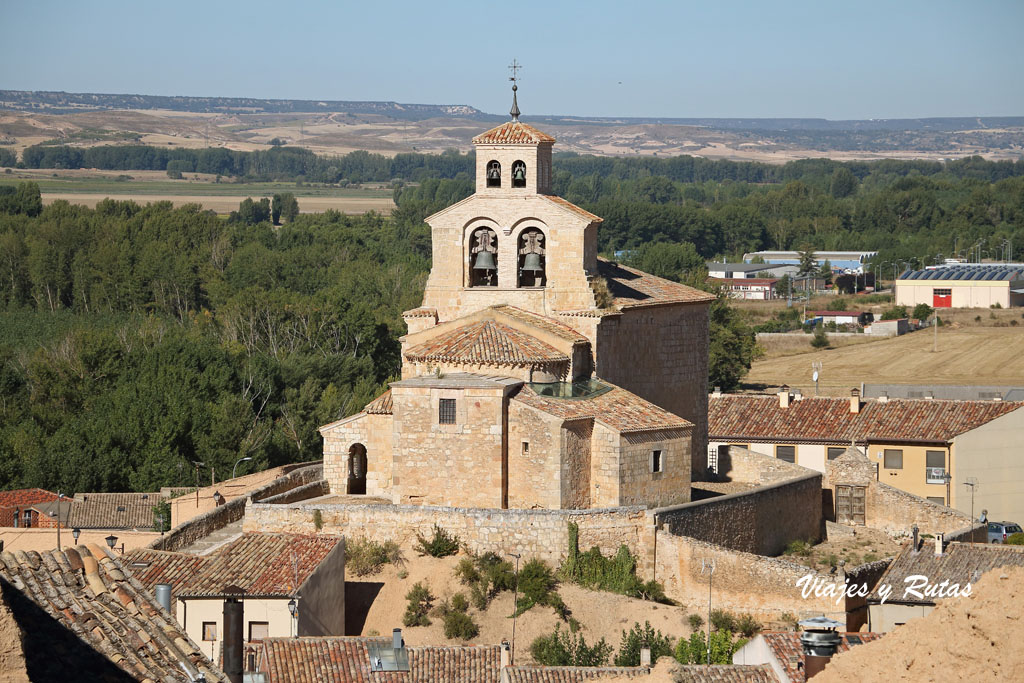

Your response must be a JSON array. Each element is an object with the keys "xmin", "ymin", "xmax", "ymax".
[{"xmin": 508, "ymin": 59, "xmax": 521, "ymax": 122}]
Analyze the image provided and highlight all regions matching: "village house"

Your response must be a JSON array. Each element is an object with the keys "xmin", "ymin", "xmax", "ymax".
[
  {"xmin": 710, "ymin": 277, "xmax": 781, "ymax": 300},
  {"xmin": 733, "ymin": 631, "xmax": 883, "ymax": 682},
  {"xmin": 708, "ymin": 389, "xmax": 1024, "ymax": 522},
  {"xmin": 0, "ymin": 543, "xmax": 227, "ymax": 681},
  {"xmin": 125, "ymin": 532, "xmax": 345, "ymax": 659},
  {"xmin": 320, "ymin": 98, "xmax": 714, "ymax": 508},
  {"xmin": 866, "ymin": 539, "xmax": 1024, "ymax": 631},
  {"xmin": 0, "ymin": 487, "xmax": 65, "ymax": 528}
]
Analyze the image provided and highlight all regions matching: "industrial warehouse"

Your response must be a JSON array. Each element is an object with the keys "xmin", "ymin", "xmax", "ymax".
[{"xmin": 896, "ymin": 263, "xmax": 1024, "ymax": 309}]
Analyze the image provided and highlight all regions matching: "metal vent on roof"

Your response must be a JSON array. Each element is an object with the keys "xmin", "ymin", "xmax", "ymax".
[
  {"xmin": 116, "ymin": 506, "xmax": 126, "ymax": 512},
  {"xmin": 141, "ymin": 494, "xmax": 149, "ymax": 500}
]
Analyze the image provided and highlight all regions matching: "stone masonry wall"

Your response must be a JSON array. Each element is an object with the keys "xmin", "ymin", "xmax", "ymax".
[
  {"xmin": 507, "ymin": 398, "xmax": 563, "ymax": 510},
  {"xmin": 717, "ymin": 446, "xmax": 811, "ymax": 485},
  {"xmin": 653, "ymin": 472, "xmax": 823, "ymax": 556},
  {"xmin": 594, "ymin": 304, "xmax": 710, "ymax": 479},
  {"xmin": 245, "ymin": 500, "xmax": 653, "ymax": 574},
  {"xmin": 619, "ymin": 428, "xmax": 692, "ymax": 508},
  {"xmin": 561, "ymin": 421, "xmax": 592, "ymax": 510},
  {"xmin": 321, "ymin": 412, "xmax": 393, "ymax": 498}
]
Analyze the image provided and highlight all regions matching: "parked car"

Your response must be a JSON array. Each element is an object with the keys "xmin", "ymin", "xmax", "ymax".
[{"xmin": 987, "ymin": 521, "xmax": 1022, "ymax": 543}]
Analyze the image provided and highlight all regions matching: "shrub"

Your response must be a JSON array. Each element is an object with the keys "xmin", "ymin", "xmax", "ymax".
[
  {"xmin": 912, "ymin": 303, "xmax": 933, "ymax": 321},
  {"xmin": 560, "ymin": 522, "xmax": 670, "ymax": 603},
  {"xmin": 443, "ymin": 609, "xmax": 479, "ymax": 640},
  {"xmin": 784, "ymin": 540, "xmax": 812, "ymax": 557},
  {"xmin": 1006, "ymin": 533, "xmax": 1024, "ymax": 545},
  {"xmin": 709, "ymin": 609, "xmax": 736, "ymax": 633},
  {"xmin": 674, "ymin": 629, "xmax": 746, "ymax": 665},
  {"xmin": 456, "ymin": 552, "xmax": 515, "ymax": 609},
  {"xmin": 880, "ymin": 305, "xmax": 908, "ymax": 320},
  {"xmin": 347, "ymin": 538, "xmax": 405, "ymax": 576},
  {"xmin": 516, "ymin": 558, "xmax": 565, "ymax": 616},
  {"xmin": 451, "ymin": 592, "xmax": 470, "ymax": 613},
  {"xmin": 975, "ymin": 315, "xmax": 982, "ymax": 323},
  {"xmin": 863, "ymin": 552, "xmax": 879, "ymax": 563},
  {"xmin": 614, "ymin": 621, "xmax": 674, "ymax": 667},
  {"xmin": 415, "ymin": 524, "xmax": 460, "ymax": 557},
  {"xmin": 402, "ymin": 582, "xmax": 434, "ymax": 627},
  {"xmin": 312, "ymin": 509, "xmax": 323, "ymax": 531},
  {"xmin": 530, "ymin": 623, "xmax": 613, "ymax": 667},
  {"xmin": 735, "ymin": 613, "xmax": 762, "ymax": 638},
  {"xmin": 166, "ymin": 168, "xmax": 183, "ymax": 179},
  {"xmin": 810, "ymin": 327, "xmax": 830, "ymax": 349},
  {"xmin": 832, "ymin": 298, "xmax": 847, "ymax": 311},
  {"xmin": 687, "ymin": 613, "xmax": 704, "ymax": 631}
]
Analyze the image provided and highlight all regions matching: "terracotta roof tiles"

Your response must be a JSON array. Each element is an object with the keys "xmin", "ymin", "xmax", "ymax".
[
  {"xmin": 0, "ymin": 544, "xmax": 227, "ymax": 681},
  {"xmin": 68, "ymin": 492, "xmax": 164, "ymax": 529},
  {"xmin": 503, "ymin": 665, "xmax": 778, "ymax": 682},
  {"xmin": 404, "ymin": 320, "xmax": 569, "ymax": 368},
  {"xmin": 708, "ymin": 394, "xmax": 1023, "ymax": 444},
  {"xmin": 514, "ymin": 382, "xmax": 692, "ymax": 434},
  {"xmin": 472, "ymin": 121, "xmax": 555, "ymax": 145},
  {"xmin": 490, "ymin": 305, "xmax": 589, "ymax": 343},
  {"xmin": 760, "ymin": 632, "xmax": 882, "ymax": 682},
  {"xmin": 257, "ymin": 636, "xmax": 501, "ymax": 682},
  {"xmin": 365, "ymin": 390, "xmax": 394, "ymax": 415},
  {"xmin": 598, "ymin": 259, "xmax": 716, "ymax": 309},
  {"xmin": 122, "ymin": 548, "xmax": 210, "ymax": 604}
]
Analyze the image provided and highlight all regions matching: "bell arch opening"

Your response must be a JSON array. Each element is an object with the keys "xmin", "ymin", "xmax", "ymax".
[
  {"xmin": 486, "ymin": 160, "xmax": 501, "ymax": 188},
  {"xmin": 348, "ymin": 443, "xmax": 367, "ymax": 495},
  {"xmin": 469, "ymin": 227, "xmax": 498, "ymax": 287},
  {"xmin": 511, "ymin": 160, "xmax": 526, "ymax": 188},
  {"xmin": 517, "ymin": 227, "xmax": 546, "ymax": 287}
]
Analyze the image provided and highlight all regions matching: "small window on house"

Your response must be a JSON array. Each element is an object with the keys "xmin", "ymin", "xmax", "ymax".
[
  {"xmin": 926, "ymin": 451, "xmax": 945, "ymax": 469},
  {"xmin": 651, "ymin": 450, "xmax": 663, "ymax": 473},
  {"xmin": 827, "ymin": 447, "xmax": 846, "ymax": 461},
  {"xmin": 248, "ymin": 621, "xmax": 269, "ymax": 642},
  {"xmin": 439, "ymin": 398, "xmax": 456, "ymax": 425},
  {"xmin": 776, "ymin": 445, "xmax": 796, "ymax": 463},
  {"xmin": 202, "ymin": 622, "xmax": 217, "ymax": 641},
  {"xmin": 926, "ymin": 496, "xmax": 946, "ymax": 505},
  {"xmin": 884, "ymin": 449, "xmax": 903, "ymax": 469},
  {"xmin": 522, "ymin": 442, "xmax": 529, "ymax": 455}
]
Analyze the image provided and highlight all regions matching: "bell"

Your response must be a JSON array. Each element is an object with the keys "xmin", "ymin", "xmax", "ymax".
[
  {"xmin": 521, "ymin": 253, "xmax": 543, "ymax": 273},
  {"xmin": 514, "ymin": 167, "xmax": 525, "ymax": 180},
  {"xmin": 474, "ymin": 250, "xmax": 496, "ymax": 270}
]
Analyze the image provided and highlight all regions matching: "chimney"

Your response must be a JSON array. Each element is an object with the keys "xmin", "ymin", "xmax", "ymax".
[
  {"xmin": 393, "ymin": 628, "xmax": 404, "ymax": 652},
  {"xmin": 877, "ymin": 392, "xmax": 888, "ymax": 403},
  {"xmin": 223, "ymin": 595, "xmax": 244, "ymax": 683},
  {"xmin": 640, "ymin": 647, "xmax": 652, "ymax": 667},
  {"xmin": 849, "ymin": 388, "xmax": 862, "ymax": 414},
  {"xmin": 935, "ymin": 533, "xmax": 944, "ymax": 557},
  {"xmin": 500, "ymin": 640, "xmax": 511, "ymax": 668},
  {"xmin": 155, "ymin": 583, "xmax": 172, "ymax": 613},
  {"xmin": 799, "ymin": 616, "xmax": 844, "ymax": 679},
  {"xmin": 912, "ymin": 526, "xmax": 919, "ymax": 552},
  {"xmin": 925, "ymin": 391, "xmax": 934, "ymax": 400},
  {"xmin": 712, "ymin": 386, "xmax": 722, "ymax": 398},
  {"xmin": 779, "ymin": 385, "xmax": 791, "ymax": 409},
  {"xmin": 793, "ymin": 388, "xmax": 803, "ymax": 401}
]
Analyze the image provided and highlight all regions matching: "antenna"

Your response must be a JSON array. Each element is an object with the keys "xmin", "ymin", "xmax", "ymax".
[
  {"xmin": 508, "ymin": 59, "xmax": 522, "ymax": 121},
  {"xmin": 812, "ymin": 362, "xmax": 822, "ymax": 396},
  {"xmin": 963, "ymin": 478, "xmax": 980, "ymax": 534},
  {"xmin": 700, "ymin": 558, "xmax": 716, "ymax": 666}
]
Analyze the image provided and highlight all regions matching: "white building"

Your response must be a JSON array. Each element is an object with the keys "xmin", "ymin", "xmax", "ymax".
[
  {"xmin": 895, "ymin": 264, "xmax": 1024, "ymax": 309},
  {"xmin": 743, "ymin": 251, "xmax": 878, "ymax": 273}
]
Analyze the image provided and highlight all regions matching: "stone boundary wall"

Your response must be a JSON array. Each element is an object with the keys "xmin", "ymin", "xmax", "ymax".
[
  {"xmin": 866, "ymin": 481, "xmax": 976, "ymax": 537},
  {"xmin": 245, "ymin": 500, "xmax": 653, "ymax": 574},
  {"xmin": 259, "ymin": 480, "xmax": 329, "ymax": 505},
  {"xmin": 149, "ymin": 464, "xmax": 323, "ymax": 551},
  {"xmin": 716, "ymin": 446, "xmax": 811, "ymax": 486},
  {"xmin": 944, "ymin": 522, "xmax": 987, "ymax": 544},
  {"xmin": 652, "ymin": 471, "xmax": 823, "ymax": 556},
  {"xmin": 654, "ymin": 533, "xmax": 842, "ymax": 619}
]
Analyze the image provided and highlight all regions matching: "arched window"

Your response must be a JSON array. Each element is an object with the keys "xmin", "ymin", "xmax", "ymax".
[
  {"xmin": 512, "ymin": 160, "xmax": 526, "ymax": 188},
  {"xmin": 348, "ymin": 443, "xmax": 367, "ymax": 495},
  {"xmin": 518, "ymin": 228, "xmax": 546, "ymax": 287},
  {"xmin": 486, "ymin": 160, "xmax": 501, "ymax": 188},
  {"xmin": 470, "ymin": 227, "xmax": 498, "ymax": 287}
]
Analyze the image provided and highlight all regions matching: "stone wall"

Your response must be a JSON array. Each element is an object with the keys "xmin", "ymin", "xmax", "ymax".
[
  {"xmin": 843, "ymin": 559, "xmax": 892, "ymax": 631},
  {"xmin": 245, "ymin": 500, "xmax": 653, "ymax": 574},
  {"xmin": 654, "ymin": 534, "xmax": 843, "ymax": 619},
  {"xmin": 716, "ymin": 446, "xmax": 810, "ymax": 485},
  {"xmin": 507, "ymin": 401, "xmax": 563, "ymax": 509},
  {"xmin": 653, "ymin": 472, "xmax": 823, "ymax": 556},
  {"xmin": 619, "ymin": 428, "xmax": 692, "ymax": 508},
  {"xmin": 258, "ymin": 480, "xmax": 329, "ymax": 505},
  {"xmin": 321, "ymin": 412, "xmax": 393, "ymax": 498}
]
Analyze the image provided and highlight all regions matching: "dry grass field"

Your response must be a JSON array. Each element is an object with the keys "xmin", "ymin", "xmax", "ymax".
[{"xmin": 746, "ymin": 324, "xmax": 1024, "ymax": 395}]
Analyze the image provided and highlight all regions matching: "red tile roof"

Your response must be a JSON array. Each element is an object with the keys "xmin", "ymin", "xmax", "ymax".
[
  {"xmin": 177, "ymin": 532, "xmax": 341, "ymax": 598},
  {"xmin": 490, "ymin": 305, "xmax": 589, "ymax": 343},
  {"xmin": 257, "ymin": 636, "xmax": 501, "ymax": 682},
  {"xmin": 404, "ymin": 320, "xmax": 569, "ymax": 367},
  {"xmin": 708, "ymin": 395, "xmax": 1023, "ymax": 444},
  {"xmin": 365, "ymin": 390, "xmax": 394, "ymax": 415},
  {"xmin": 68, "ymin": 492, "xmax": 164, "ymax": 529},
  {"xmin": 514, "ymin": 382, "xmax": 692, "ymax": 434},
  {"xmin": 123, "ymin": 548, "xmax": 211, "ymax": 604},
  {"xmin": 760, "ymin": 632, "xmax": 882, "ymax": 682},
  {"xmin": 599, "ymin": 259, "xmax": 716, "ymax": 309},
  {"xmin": 0, "ymin": 488, "xmax": 59, "ymax": 508},
  {"xmin": 868, "ymin": 541, "xmax": 1024, "ymax": 605},
  {"xmin": 472, "ymin": 121, "xmax": 556, "ymax": 145},
  {"xmin": 0, "ymin": 544, "xmax": 227, "ymax": 681},
  {"xmin": 402, "ymin": 307, "xmax": 437, "ymax": 319},
  {"xmin": 540, "ymin": 195, "xmax": 603, "ymax": 223},
  {"xmin": 504, "ymin": 665, "xmax": 778, "ymax": 682}
]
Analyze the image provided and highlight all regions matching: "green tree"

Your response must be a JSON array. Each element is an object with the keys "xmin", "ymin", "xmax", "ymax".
[
  {"xmin": 708, "ymin": 293, "xmax": 757, "ymax": 390},
  {"xmin": 531, "ymin": 624, "xmax": 612, "ymax": 667},
  {"xmin": 912, "ymin": 303, "xmax": 933, "ymax": 321},
  {"xmin": 829, "ymin": 167, "xmax": 858, "ymax": 198},
  {"xmin": 614, "ymin": 621, "xmax": 673, "ymax": 666},
  {"xmin": 797, "ymin": 248, "xmax": 817, "ymax": 276},
  {"xmin": 810, "ymin": 326, "xmax": 830, "ymax": 348}
]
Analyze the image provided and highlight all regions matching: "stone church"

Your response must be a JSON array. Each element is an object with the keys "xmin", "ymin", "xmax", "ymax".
[{"xmin": 321, "ymin": 92, "xmax": 713, "ymax": 511}]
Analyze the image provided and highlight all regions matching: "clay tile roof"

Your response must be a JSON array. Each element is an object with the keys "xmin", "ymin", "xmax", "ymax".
[
  {"xmin": 0, "ymin": 544, "xmax": 227, "ymax": 681},
  {"xmin": 708, "ymin": 395, "xmax": 1023, "ymax": 444},
  {"xmin": 760, "ymin": 632, "xmax": 882, "ymax": 682},
  {"xmin": 404, "ymin": 320, "xmax": 569, "ymax": 367},
  {"xmin": 365, "ymin": 390, "xmax": 394, "ymax": 415},
  {"xmin": 68, "ymin": 492, "xmax": 164, "ymax": 529},
  {"xmin": 598, "ymin": 259, "xmax": 716, "ymax": 309},
  {"xmin": 539, "ymin": 195, "xmax": 603, "ymax": 223},
  {"xmin": 402, "ymin": 307, "xmax": 437, "ymax": 319},
  {"xmin": 0, "ymin": 488, "xmax": 59, "ymax": 508},
  {"xmin": 491, "ymin": 305, "xmax": 589, "ymax": 343},
  {"xmin": 257, "ymin": 636, "xmax": 502, "ymax": 682},
  {"xmin": 867, "ymin": 541, "xmax": 1024, "ymax": 605},
  {"xmin": 503, "ymin": 666, "xmax": 778, "ymax": 682},
  {"xmin": 177, "ymin": 532, "xmax": 341, "ymax": 598},
  {"xmin": 472, "ymin": 121, "xmax": 555, "ymax": 145},
  {"xmin": 122, "ymin": 548, "xmax": 210, "ymax": 604},
  {"xmin": 514, "ymin": 382, "xmax": 692, "ymax": 434}
]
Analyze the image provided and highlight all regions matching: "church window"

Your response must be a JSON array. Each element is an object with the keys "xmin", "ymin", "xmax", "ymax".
[
  {"xmin": 522, "ymin": 441, "xmax": 530, "ymax": 455},
  {"xmin": 512, "ymin": 160, "xmax": 526, "ymax": 188},
  {"xmin": 517, "ymin": 228, "xmax": 546, "ymax": 287},
  {"xmin": 486, "ymin": 160, "xmax": 501, "ymax": 188},
  {"xmin": 469, "ymin": 227, "xmax": 498, "ymax": 287},
  {"xmin": 439, "ymin": 398, "xmax": 456, "ymax": 424},
  {"xmin": 651, "ymin": 450, "xmax": 663, "ymax": 473}
]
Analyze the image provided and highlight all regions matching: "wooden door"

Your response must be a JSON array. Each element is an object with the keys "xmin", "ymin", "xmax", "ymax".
[{"xmin": 836, "ymin": 485, "xmax": 866, "ymax": 525}]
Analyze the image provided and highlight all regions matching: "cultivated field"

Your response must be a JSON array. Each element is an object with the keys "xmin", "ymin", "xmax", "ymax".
[{"xmin": 746, "ymin": 324, "xmax": 1024, "ymax": 395}]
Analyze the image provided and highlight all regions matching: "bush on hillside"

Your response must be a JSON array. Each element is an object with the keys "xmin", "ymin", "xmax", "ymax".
[
  {"xmin": 614, "ymin": 621, "xmax": 674, "ymax": 667},
  {"xmin": 530, "ymin": 623, "xmax": 613, "ymax": 667},
  {"xmin": 415, "ymin": 524, "xmax": 460, "ymax": 557},
  {"xmin": 560, "ymin": 522, "xmax": 669, "ymax": 603},
  {"xmin": 347, "ymin": 537, "xmax": 405, "ymax": 576},
  {"xmin": 402, "ymin": 582, "xmax": 434, "ymax": 627}
]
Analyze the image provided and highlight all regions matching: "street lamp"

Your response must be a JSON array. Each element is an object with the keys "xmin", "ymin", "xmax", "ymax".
[
  {"xmin": 105, "ymin": 534, "xmax": 124, "ymax": 554},
  {"xmin": 56, "ymin": 492, "xmax": 68, "ymax": 551},
  {"xmin": 287, "ymin": 597, "xmax": 299, "ymax": 638},
  {"xmin": 192, "ymin": 461, "xmax": 205, "ymax": 508},
  {"xmin": 232, "ymin": 456, "xmax": 253, "ymax": 480},
  {"xmin": 72, "ymin": 527, "xmax": 81, "ymax": 544}
]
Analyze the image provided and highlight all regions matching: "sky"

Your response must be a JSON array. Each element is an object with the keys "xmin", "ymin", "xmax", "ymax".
[{"xmin": 3, "ymin": 0, "xmax": 1023, "ymax": 120}]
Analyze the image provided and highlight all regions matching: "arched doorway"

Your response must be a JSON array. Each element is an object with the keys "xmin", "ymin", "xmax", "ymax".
[{"xmin": 348, "ymin": 443, "xmax": 367, "ymax": 495}]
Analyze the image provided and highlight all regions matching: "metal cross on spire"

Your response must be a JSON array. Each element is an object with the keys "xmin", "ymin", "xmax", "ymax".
[{"xmin": 508, "ymin": 59, "xmax": 522, "ymax": 122}]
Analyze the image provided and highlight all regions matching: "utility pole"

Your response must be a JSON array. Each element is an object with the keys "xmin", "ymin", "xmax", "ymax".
[
  {"xmin": 964, "ymin": 478, "xmax": 979, "ymax": 540},
  {"xmin": 933, "ymin": 311, "xmax": 938, "ymax": 353},
  {"xmin": 508, "ymin": 552, "xmax": 521, "ymax": 665},
  {"xmin": 192, "ymin": 461, "xmax": 205, "ymax": 508},
  {"xmin": 701, "ymin": 558, "xmax": 716, "ymax": 666}
]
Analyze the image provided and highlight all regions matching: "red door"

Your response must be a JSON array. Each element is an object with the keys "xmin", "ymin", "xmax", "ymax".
[{"xmin": 933, "ymin": 289, "xmax": 952, "ymax": 308}]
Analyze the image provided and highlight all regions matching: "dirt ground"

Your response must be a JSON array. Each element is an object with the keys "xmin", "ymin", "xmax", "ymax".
[
  {"xmin": 817, "ymin": 565, "xmax": 1024, "ymax": 682},
  {"xmin": 780, "ymin": 522, "xmax": 904, "ymax": 572},
  {"xmin": 40, "ymin": 192, "xmax": 394, "ymax": 214},
  {"xmin": 348, "ymin": 552, "xmax": 697, "ymax": 664}
]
